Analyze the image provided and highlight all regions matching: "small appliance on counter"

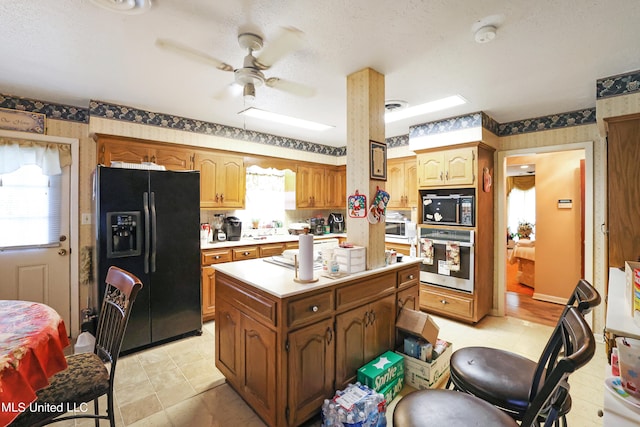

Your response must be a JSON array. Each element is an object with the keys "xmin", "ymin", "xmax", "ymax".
[
  {"xmin": 224, "ymin": 216, "xmax": 242, "ymax": 241},
  {"xmin": 211, "ymin": 214, "xmax": 226, "ymax": 242},
  {"xmin": 328, "ymin": 213, "xmax": 345, "ymax": 233},
  {"xmin": 310, "ymin": 217, "xmax": 325, "ymax": 235}
]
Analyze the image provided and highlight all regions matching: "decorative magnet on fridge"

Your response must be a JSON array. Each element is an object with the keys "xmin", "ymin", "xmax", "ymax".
[{"xmin": 348, "ymin": 190, "xmax": 367, "ymax": 218}]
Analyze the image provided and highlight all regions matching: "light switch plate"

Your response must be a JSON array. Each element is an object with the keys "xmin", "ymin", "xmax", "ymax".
[{"xmin": 81, "ymin": 213, "xmax": 92, "ymax": 225}]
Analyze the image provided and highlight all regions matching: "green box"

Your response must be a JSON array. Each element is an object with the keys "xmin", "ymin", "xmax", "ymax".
[
  {"xmin": 379, "ymin": 375, "xmax": 404, "ymax": 404},
  {"xmin": 357, "ymin": 351, "xmax": 404, "ymax": 391}
]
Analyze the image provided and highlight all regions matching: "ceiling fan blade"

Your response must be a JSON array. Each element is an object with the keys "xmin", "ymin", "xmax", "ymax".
[
  {"xmin": 213, "ymin": 83, "xmax": 243, "ymax": 101},
  {"xmin": 155, "ymin": 38, "xmax": 234, "ymax": 72},
  {"xmin": 266, "ymin": 77, "xmax": 316, "ymax": 98},
  {"xmin": 255, "ymin": 27, "xmax": 304, "ymax": 70}
]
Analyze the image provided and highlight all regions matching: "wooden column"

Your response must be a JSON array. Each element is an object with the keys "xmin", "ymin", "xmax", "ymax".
[{"xmin": 346, "ymin": 68, "xmax": 386, "ymax": 269}]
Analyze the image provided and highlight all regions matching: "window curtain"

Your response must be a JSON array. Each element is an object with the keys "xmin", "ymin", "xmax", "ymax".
[
  {"xmin": 506, "ymin": 175, "xmax": 535, "ymax": 196},
  {"xmin": 0, "ymin": 138, "xmax": 71, "ymax": 176}
]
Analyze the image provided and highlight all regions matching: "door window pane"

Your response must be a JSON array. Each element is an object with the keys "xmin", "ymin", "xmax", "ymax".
[{"xmin": 0, "ymin": 164, "xmax": 61, "ymax": 248}]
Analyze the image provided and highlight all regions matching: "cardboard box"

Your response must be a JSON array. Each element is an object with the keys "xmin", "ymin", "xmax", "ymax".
[
  {"xmin": 396, "ymin": 341, "xmax": 452, "ymax": 389},
  {"xmin": 625, "ymin": 261, "xmax": 640, "ymax": 316},
  {"xmin": 357, "ymin": 351, "xmax": 404, "ymax": 391},
  {"xmin": 396, "ymin": 308, "xmax": 439, "ymax": 345},
  {"xmin": 379, "ymin": 375, "xmax": 404, "ymax": 404}
]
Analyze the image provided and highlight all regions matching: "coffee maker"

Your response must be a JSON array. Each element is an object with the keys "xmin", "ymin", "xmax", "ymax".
[
  {"xmin": 310, "ymin": 217, "xmax": 325, "ymax": 235},
  {"xmin": 224, "ymin": 216, "xmax": 242, "ymax": 241},
  {"xmin": 328, "ymin": 213, "xmax": 345, "ymax": 233}
]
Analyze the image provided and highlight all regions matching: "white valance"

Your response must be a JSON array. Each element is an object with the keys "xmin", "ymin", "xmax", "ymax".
[{"xmin": 0, "ymin": 138, "xmax": 71, "ymax": 175}]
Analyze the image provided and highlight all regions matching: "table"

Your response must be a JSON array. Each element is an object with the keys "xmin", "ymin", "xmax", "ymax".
[{"xmin": 0, "ymin": 300, "xmax": 70, "ymax": 426}]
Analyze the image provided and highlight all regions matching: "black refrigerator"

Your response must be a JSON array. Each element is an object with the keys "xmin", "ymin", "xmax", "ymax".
[{"xmin": 95, "ymin": 165, "xmax": 202, "ymax": 353}]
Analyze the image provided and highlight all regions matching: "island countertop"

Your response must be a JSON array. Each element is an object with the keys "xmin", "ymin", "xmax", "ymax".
[{"xmin": 213, "ymin": 257, "xmax": 423, "ymax": 298}]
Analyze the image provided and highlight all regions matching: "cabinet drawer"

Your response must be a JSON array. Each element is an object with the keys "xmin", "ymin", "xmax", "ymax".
[
  {"xmin": 232, "ymin": 246, "xmax": 259, "ymax": 261},
  {"xmin": 397, "ymin": 266, "xmax": 419, "ymax": 289},
  {"xmin": 202, "ymin": 249, "xmax": 233, "ymax": 265},
  {"xmin": 287, "ymin": 291, "xmax": 334, "ymax": 329},
  {"xmin": 217, "ymin": 274, "xmax": 277, "ymax": 326},
  {"xmin": 420, "ymin": 286, "xmax": 473, "ymax": 318},
  {"xmin": 259, "ymin": 243, "xmax": 285, "ymax": 258},
  {"xmin": 336, "ymin": 272, "xmax": 395, "ymax": 310}
]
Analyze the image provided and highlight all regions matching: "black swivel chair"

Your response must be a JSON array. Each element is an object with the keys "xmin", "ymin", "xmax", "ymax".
[
  {"xmin": 446, "ymin": 279, "xmax": 600, "ymax": 425},
  {"xmin": 11, "ymin": 266, "xmax": 143, "ymax": 427},
  {"xmin": 393, "ymin": 306, "xmax": 597, "ymax": 427}
]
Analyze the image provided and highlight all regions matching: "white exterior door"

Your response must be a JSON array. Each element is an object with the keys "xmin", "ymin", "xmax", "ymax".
[{"xmin": 0, "ymin": 166, "xmax": 71, "ymax": 331}]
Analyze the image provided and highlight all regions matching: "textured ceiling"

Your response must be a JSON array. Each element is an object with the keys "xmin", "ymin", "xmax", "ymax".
[{"xmin": 0, "ymin": 0, "xmax": 639, "ymax": 147}]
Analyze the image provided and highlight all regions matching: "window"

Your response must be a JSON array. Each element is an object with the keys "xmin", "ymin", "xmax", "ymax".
[
  {"xmin": 507, "ymin": 186, "xmax": 536, "ymax": 240},
  {"xmin": 0, "ymin": 164, "xmax": 61, "ymax": 249}
]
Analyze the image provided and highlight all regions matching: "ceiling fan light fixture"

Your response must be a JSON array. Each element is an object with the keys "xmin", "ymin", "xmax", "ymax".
[
  {"xmin": 89, "ymin": 0, "xmax": 152, "ymax": 14},
  {"xmin": 243, "ymin": 83, "xmax": 256, "ymax": 101},
  {"xmin": 239, "ymin": 107, "xmax": 333, "ymax": 131}
]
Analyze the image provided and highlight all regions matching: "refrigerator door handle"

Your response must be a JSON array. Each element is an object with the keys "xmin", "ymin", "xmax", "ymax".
[
  {"xmin": 150, "ymin": 191, "xmax": 157, "ymax": 273},
  {"xmin": 143, "ymin": 191, "xmax": 150, "ymax": 274}
]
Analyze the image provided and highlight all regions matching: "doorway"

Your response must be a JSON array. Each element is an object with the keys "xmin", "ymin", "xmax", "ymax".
[
  {"xmin": 0, "ymin": 130, "xmax": 79, "ymax": 336},
  {"xmin": 496, "ymin": 142, "xmax": 594, "ymax": 326}
]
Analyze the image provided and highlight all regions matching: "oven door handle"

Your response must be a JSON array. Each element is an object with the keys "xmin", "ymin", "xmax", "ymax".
[{"xmin": 426, "ymin": 239, "xmax": 474, "ymax": 248}]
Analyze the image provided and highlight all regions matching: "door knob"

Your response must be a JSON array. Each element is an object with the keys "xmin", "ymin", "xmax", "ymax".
[{"xmin": 58, "ymin": 249, "xmax": 67, "ymax": 256}]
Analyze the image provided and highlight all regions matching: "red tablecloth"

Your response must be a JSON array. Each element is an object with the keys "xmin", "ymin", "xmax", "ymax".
[{"xmin": 0, "ymin": 300, "xmax": 70, "ymax": 426}]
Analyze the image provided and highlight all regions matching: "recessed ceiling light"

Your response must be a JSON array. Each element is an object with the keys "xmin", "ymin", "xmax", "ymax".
[
  {"xmin": 385, "ymin": 95, "xmax": 466, "ymax": 123},
  {"xmin": 238, "ymin": 107, "xmax": 333, "ymax": 131}
]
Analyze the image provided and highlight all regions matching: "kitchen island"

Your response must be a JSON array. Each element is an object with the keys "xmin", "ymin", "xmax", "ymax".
[{"xmin": 214, "ymin": 257, "xmax": 421, "ymax": 427}]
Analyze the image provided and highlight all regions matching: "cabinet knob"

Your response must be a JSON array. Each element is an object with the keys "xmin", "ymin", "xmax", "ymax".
[
  {"xmin": 243, "ymin": 251, "xmax": 251, "ymax": 256},
  {"xmin": 408, "ymin": 274, "xmax": 414, "ymax": 280},
  {"xmin": 440, "ymin": 299, "xmax": 448, "ymax": 305},
  {"xmin": 311, "ymin": 305, "xmax": 319, "ymax": 312},
  {"xmin": 220, "ymin": 193, "xmax": 224, "ymax": 202}
]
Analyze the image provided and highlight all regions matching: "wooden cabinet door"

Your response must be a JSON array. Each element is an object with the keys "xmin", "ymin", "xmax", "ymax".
[
  {"xmin": 195, "ymin": 151, "xmax": 220, "ymax": 208},
  {"xmin": 216, "ymin": 299, "xmax": 241, "ymax": 381},
  {"xmin": 219, "ymin": 156, "xmax": 245, "ymax": 208},
  {"xmin": 444, "ymin": 148, "xmax": 475, "ymax": 186},
  {"xmin": 387, "ymin": 159, "xmax": 406, "ymax": 208},
  {"xmin": 287, "ymin": 318, "xmax": 335, "ymax": 426},
  {"xmin": 606, "ymin": 114, "xmax": 640, "ymax": 268},
  {"xmin": 335, "ymin": 304, "xmax": 368, "ymax": 388},
  {"xmin": 98, "ymin": 138, "xmax": 151, "ymax": 165},
  {"xmin": 417, "ymin": 152, "xmax": 445, "ymax": 187},
  {"xmin": 240, "ymin": 311, "xmax": 277, "ymax": 427},
  {"xmin": 202, "ymin": 266, "xmax": 215, "ymax": 322},
  {"xmin": 325, "ymin": 166, "xmax": 346, "ymax": 208},
  {"xmin": 365, "ymin": 294, "xmax": 396, "ymax": 362},
  {"xmin": 154, "ymin": 147, "xmax": 192, "ymax": 170},
  {"xmin": 296, "ymin": 165, "xmax": 325, "ymax": 208},
  {"xmin": 405, "ymin": 160, "xmax": 418, "ymax": 207}
]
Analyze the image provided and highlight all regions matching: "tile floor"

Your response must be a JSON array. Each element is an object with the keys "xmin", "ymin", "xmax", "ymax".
[{"xmin": 61, "ymin": 314, "xmax": 606, "ymax": 426}]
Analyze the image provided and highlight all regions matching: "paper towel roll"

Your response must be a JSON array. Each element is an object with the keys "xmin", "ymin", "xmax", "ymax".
[{"xmin": 298, "ymin": 234, "xmax": 314, "ymax": 281}]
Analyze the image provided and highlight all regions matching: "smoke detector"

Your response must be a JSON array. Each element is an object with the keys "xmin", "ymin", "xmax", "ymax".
[
  {"xmin": 385, "ymin": 100, "xmax": 408, "ymax": 112},
  {"xmin": 89, "ymin": 0, "xmax": 152, "ymax": 14},
  {"xmin": 474, "ymin": 25, "xmax": 497, "ymax": 43}
]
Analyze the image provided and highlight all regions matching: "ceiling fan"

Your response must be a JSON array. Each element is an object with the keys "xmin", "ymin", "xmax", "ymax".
[{"xmin": 155, "ymin": 27, "xmax": 316, "ymax": 101}]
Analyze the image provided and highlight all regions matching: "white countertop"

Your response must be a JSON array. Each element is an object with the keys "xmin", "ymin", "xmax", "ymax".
[
  {"xmin": 214, "ymin": 257, "xmax": 422, "ymax": 298},
  {"xmin": 201, "ymin": 233, "xmax": 347, "ymax": 249}
]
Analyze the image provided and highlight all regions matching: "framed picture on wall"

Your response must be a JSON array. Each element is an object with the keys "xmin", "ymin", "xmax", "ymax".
[{"xmin": 370, "ymin": 140, "xmax": 387, "ymax": 180}]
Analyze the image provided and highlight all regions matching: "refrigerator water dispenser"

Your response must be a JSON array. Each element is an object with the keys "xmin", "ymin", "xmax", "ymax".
[{"xmin": 106, "ymin": 211, "xmax": 142, "ymax": 258}]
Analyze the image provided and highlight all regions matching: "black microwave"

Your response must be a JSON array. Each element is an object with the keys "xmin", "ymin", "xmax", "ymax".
[{"xmin": 421, "ymin": 192, "xmax": 474, "ymax": 226}]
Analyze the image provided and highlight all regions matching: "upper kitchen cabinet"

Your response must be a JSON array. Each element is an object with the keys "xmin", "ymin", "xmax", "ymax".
[
  {"xmin": 195, "ymin": 151, "xmax": 245, "ymax": 209},
  {"xmin": 387, "ymin": 157, "xmax": 417, "ymax": 209},
  {"xmin": 417, "ymin": 147, "xmax": 475, "ymax": 188},
  {"xmin": 95, "ymin": 134, "xmax": 193, "ymax": 170},
  {"xmin": 296, "ymin": 165, "xmax": 346, "ymax": 209}
]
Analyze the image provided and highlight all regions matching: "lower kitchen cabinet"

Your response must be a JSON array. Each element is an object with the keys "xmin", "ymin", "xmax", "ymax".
[
  {"xmin": 335, "ymin": 294, "xmax": 396, "ymax": 388},
  {"xmin": 287, "ymin": 318, "xmax": 335, "ymax": 426},
  {"xmin": 215, "ymin": 262, "xmax": 419, "ymax": 427},
  {"xmin": 201, "ymin": 266, "xmax": 216, "ymax": 321},
  {"xmin": 420, "ymin": 284, "xmax": 474, "ymax": 321}
]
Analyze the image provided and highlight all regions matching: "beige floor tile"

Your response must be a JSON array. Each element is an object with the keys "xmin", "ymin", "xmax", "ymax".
[
  {"xmin": 126, "ymin": 410, "xmax": 173, "ymax": 427},
  {"xmin": 164, "ymin": 395, "xmax": 214, "ymax": 427},
  {"xmin": 119, "ymin": 394, "xmax": 164, "ymax": 426},
  {"xmin": 178, "ymin": 357, "xmax": 218, "ymax": 381},
  {"xmin": 147, "ymin": 366, "xmax": 189, "ymax": 392},
  {"xmin": 116, "ymin": 378, "xmax": 155, "ymax": 405},
  {"xmin": 169, "ymin": 348, "xmax": 205, "ymax": 367},
  {"xmin": 155, "ymin": 380, "xmax": 197, "ymax": 408}
]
